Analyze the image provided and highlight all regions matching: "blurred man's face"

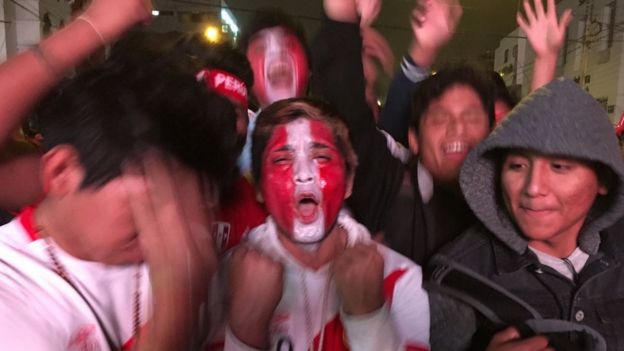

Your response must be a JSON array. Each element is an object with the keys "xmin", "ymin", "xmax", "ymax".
[
  {"xmin": 260, "ymin": 117, "xmax": 348, "ymax": 244},
  {"xmin": 246, "ymin": 27, "xmax": 309, "ymax": 108},
  {"xmin": 418, "ymin": 84, "xmax": 490, "ymax": 186}
]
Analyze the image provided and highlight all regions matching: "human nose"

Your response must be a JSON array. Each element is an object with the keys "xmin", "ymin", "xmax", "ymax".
[
  {"xmin": 294, "ymin": 156, "xmax": 314, "ymax": 184},
  {"xmin": 524, "ymin": 162, "xmax": 548, "ymax": 197},
  {"xmin": 446, "ymin": 116, "xmax": 465, "ymax": 136}
]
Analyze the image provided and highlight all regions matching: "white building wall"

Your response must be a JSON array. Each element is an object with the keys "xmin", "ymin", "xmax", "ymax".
[
  {"xmin": 496, "ymin": 0, "xmax": 624, "ymax": 123},
  {"xmin": 0, "ymin": 4, "xmax": 6, "ymax": 62}
]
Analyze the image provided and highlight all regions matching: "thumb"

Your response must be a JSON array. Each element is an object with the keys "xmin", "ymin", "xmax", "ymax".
[{"xmin": 491, "ymin": 326, "xmax": 521, "ymax": 345}]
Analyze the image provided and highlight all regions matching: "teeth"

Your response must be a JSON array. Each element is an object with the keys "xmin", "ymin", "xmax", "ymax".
[{"xmin": 444, "ymin": 142, "xmax": 468, "ymax": 154}]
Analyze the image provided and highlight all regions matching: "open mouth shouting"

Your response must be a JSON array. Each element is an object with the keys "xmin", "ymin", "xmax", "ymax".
[
  {"xmin": 267, "ymin": 61, "xmax": 293, "ymax": 88},
  {"xmin": 296, "ymin": 192, "xmax": 320, "ymax": 224}
]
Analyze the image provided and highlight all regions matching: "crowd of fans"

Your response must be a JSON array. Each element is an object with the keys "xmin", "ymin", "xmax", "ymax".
[{"xmin": 0, "ymin": 0, "xmax": 621, "ymax": 350}]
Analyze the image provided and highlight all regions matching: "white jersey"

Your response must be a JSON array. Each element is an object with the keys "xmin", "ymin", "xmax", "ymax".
[
  {"xmin": 0, "ymin": 208, "xmax": 151, "ymax": 351},
  {"xmin": 224, "ymin": 211, "xmax": 430, "ymax": 351}
]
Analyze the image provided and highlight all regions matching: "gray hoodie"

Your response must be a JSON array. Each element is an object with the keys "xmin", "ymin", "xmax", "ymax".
[{"xmin": 459, "ymin": 78, "xmax": 624, "ymax": 255}]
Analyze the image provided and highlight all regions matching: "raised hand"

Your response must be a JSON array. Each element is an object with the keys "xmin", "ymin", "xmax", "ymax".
[
  {"xmin": 517, "ymin": 0, "xmax": 572, "ymax": 60},
  {"xmin": 518, "ymin": 0, "xmax": 572, "ymax": 91},
  {"xmin": 334, "ymin": 243, "xmax": 385, "ymax": 315},
  {"xmin": 228, "ymin": 247, "xmax": 284, "ymax": 348},
  {"xmin": 410, "ymin": 0, "xmax": 463, "ymax": 67},
  {"xmin": 124, "ymin": 149, "xmax": 216, "ymax": 350}
]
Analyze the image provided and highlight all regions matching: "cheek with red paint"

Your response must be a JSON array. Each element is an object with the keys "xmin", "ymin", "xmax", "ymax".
[
  {"xmin": 290, "ymin": 41, "xmax": 309, "ymax": 97},
  {"xmin": 247, "ymin": 47, "xmax": 268, "ymax": 105},
  {"xmin": 260, "ymin": 125, "xmax": 296, "ymax": 233},
  {"xmin": 308, "ymin": 120, "xmax": 347, "ymax": 229}
]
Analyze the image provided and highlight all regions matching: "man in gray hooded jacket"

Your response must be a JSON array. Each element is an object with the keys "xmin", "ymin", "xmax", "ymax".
[{"xmin": 428, "ymin": 79, "xmax": 624, "ymax": 350}]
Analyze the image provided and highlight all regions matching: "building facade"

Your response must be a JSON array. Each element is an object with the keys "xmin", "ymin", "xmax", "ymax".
[{"xmin": 495, "ymin": 0, "xmax": 624, "ymax": 123}]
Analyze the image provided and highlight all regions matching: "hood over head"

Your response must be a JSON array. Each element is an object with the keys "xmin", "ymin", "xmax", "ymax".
[{"xmin": 460, "ymin": 79, "xmax": 624, "ymax": 255}]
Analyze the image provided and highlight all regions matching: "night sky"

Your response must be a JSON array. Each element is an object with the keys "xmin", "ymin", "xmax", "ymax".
[{"xmin": 225, "ymin": 0, "xmax": 522, "ymax": 69}]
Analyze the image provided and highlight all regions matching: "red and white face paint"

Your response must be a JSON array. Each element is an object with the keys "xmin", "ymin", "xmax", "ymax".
[
  {"xmin": 246, "ymin": 27, "xmax": 309, "ymax": 108},
  {"xmin": 261, "ymin": 118, "xmax": 347, "ymax": 244}
]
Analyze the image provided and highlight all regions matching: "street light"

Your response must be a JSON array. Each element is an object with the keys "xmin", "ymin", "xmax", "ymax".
[{"xmin": 204, "ymin": 25, "xmax": 221, "ymax": 43}]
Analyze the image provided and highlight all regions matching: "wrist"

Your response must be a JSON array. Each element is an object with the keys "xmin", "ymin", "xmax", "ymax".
[{"xmin": 409, "ymin": 41, "xmax": 440, "ymax": 68}]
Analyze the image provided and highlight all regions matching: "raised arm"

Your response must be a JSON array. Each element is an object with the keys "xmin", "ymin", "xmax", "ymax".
[
  {"xmin": 517, "ymin": 0, "xmax": 572, "ymax": 92},
  {"xmin": 378, "ymin": 0, "xmax": 462, "ymax": 145},
  {"xmin": 0, "ymin": 0, "xmax": 151, "ymax": 144}
]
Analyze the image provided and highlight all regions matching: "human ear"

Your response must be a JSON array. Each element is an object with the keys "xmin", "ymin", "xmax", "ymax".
[
  {"xmin": 408, "ymin": 127, "xmax": 419, "ymax": 156},
  {"xmin": 344, "ymin": 173, "xmax": 354, "ymax": 199},
  {"xmin": 40, "ymin": 145, "xmax": 84, "ymax": 196}
]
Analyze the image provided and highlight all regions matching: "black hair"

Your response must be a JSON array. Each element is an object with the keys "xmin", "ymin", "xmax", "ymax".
[
  {"xmin": 239, "ymin": 7, "xmax": 311, "ymax": 69},
  {"xmin": 490, "ymin": 71, "xmax": 518, "ymax": 109},
  {"xmin": 177, "ymin": 34, "xmax": 254, "ymax": 89},
  {"xmin": 411, "ymin": 64, "xmax": 495, "ymax": 132},
  {"xmin": 38, "ymin": 54, "xmax": 238, "ymax": 191},
  {"xmin": 251, "ymin": 98, "xmax": 357, "ymax": 184}
]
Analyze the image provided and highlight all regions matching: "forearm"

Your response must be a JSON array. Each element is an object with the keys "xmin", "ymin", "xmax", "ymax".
[{"xmin": 530, "ymin": 53, "xmax": 558, "ymax": 92}]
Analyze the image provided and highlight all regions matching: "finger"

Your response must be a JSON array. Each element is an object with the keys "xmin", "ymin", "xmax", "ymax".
[
  {"xmin": 519, "ymin": 335, "xmax": 550, "ymax": 350},
  {"xmin": 546, "ymin": 0, "xmax": 557, "ymax": 20},
  {"xmin": 534, "ymin": 0, "xmax": 545, "ymax": 19},
  {"xmin": 141, "ymin": 149, "xmax": 190, "ymax": 244},
  {"xmin": 489, "ymin": 326, "xmax": 521, "ymax": 345},
  {"xmin": 523, "ymin": 0, "xmax": 537, "ymax": 24},
  {"xmin": 517, "ymin": 12, "xmax": 529, "ymax": 33},
  {"xmin": 122, "ymin": 162, "xmax": 164, "ymax": 264},
  {"xmin": 167, "ymin": 157, "xmax": 216, "ymax": 263},
  {"xmin": 558, "ymin": 9, "xmax": 573, "ymax": 33}
]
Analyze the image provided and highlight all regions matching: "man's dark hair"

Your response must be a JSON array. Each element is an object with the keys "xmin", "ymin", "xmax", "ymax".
[
  {"xmin": 38, "ymin": 55, "xmax": 238, "ymax": 190},
  {"xmin": 411, "ymin": 64, "xmax": 495, "ymax": 132},
  {"xmin": 491, "ymin": 71, "xmax": 518, "ymax": 110},
  {"xmin": 239, "ymin": 7, "xmax": 310, "ymax": 68},
  {"xmin": 251, "ymin": 98, "xmax": 357, "ymax": 184},
  {"xmin": 178, "ymin": 34, "xmax": 254, "ymax": 89}
]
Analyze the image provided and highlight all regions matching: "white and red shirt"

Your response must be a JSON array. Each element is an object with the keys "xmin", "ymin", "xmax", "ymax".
[
  {"xmin": 223, "ymin": 211, "xmax": 430, "ymax": 351},
  {"xmin": 0, "ymin": 208, "xmax": 151, "ymax": 351}
]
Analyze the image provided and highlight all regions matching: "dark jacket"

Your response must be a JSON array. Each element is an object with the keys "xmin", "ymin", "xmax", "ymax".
[
  {"xmin": 311, "ymin": 18, "xmax": 474, "ymax": 265},
  {"xmin": 429, "ymin": 79, "xmax": 624, "ymax": 350}
]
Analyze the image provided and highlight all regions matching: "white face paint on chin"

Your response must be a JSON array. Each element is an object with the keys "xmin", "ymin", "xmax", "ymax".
[{"xmin": 288, "ymin": 119, "xmax": 326, "ymax": 244}]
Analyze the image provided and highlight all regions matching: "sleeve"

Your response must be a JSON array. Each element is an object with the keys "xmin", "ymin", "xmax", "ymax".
[
  {"xmin": 0, "ymin": 287, "xmax": 64, "ymax": 350},
  {"xmin": 427, "ymin": 291, "xmax": 477, "ymax": 350},
  {"xmin": 389, "ymin": 264, "xmax": 431, "ymax": 350},
  {"xmin": 341, "ymin": 303, "xmax": 400, "ymax": 351},
  {"xmin": 377, "ymin": 55, "xmax": 429, "ymax": 146},
  {"xmin": 311, "ymin": 17, "xmax": 405, "ymax": 234},
  {"xmin": 223, "ymin": 326, "xmax": 267, "ymax": 351}
]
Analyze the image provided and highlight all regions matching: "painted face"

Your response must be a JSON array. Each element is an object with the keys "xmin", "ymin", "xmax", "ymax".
[
  {"xmin": 261, "ymin": 118, "xmax": 347, "ymax": 244},
  {"xmin": 501, "ymin": 151, "xmax": 607, "ymax": 255},
  {"xmin": 246, "ymin": 27, "xmax": 309, "ymax": 108},
  {"xmin": 418, "ymin": 84, "xmax": 490, "ymax": 185}
]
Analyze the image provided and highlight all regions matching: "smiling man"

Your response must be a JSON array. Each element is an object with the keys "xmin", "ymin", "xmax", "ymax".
[
  {"xmin": 223, "ymin": 98, "xmax": 430, "ymax": 351},
  {"xmin": 428, "ymin": 79, "xmax": 624, "ymax": 350}
]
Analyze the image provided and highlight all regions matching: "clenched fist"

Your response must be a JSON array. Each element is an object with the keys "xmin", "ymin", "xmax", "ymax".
[
  {"xmin": 334, "ymin": 243, "xmax": 385, "ymax": 315},
  {"xmin": 228, "ymin": 247, "xmax": 284, "ymax": 348}
]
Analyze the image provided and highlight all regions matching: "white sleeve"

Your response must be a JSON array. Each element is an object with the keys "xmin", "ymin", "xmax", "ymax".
[
  {"xmin": 341, "ymin": 303, "xmax": 400, "ymax": 351},
  {"xmin": 390, "ymin": 264, "xmax": 431, "ymax": 350},
  {"xmin": 223, "ymin": 325, "xmax": 267, "ymax": 351},
  {"xmin": 0, "ymin": 290, "xmax": 63, "ymax": 350}
]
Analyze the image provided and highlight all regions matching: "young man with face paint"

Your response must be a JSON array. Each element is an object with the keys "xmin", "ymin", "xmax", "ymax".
[
  {"xmin": 427, "ymin": 79, "xmax": 624, "ymax": 350},
  {"xmin": 0, "ymin": 5, "xmax": 239, "ymax": 348},
  {"xmin": 222, "ymin": 98, "xmax": 430, "ymax": 350}
]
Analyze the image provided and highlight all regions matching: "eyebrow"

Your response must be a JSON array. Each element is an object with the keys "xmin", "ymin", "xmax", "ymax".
[{"xmin": 310, "ymin": 142, "xmax": 330, "ymax": 150}]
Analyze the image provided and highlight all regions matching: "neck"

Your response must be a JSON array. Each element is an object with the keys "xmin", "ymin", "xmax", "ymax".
[
  {"xmin": 279, "ymin": 224, "xmax": 347, "ymax": 270},
  {"xmin": 35, "ymin": 201, "xmax": 76, "ymax": 257}
]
